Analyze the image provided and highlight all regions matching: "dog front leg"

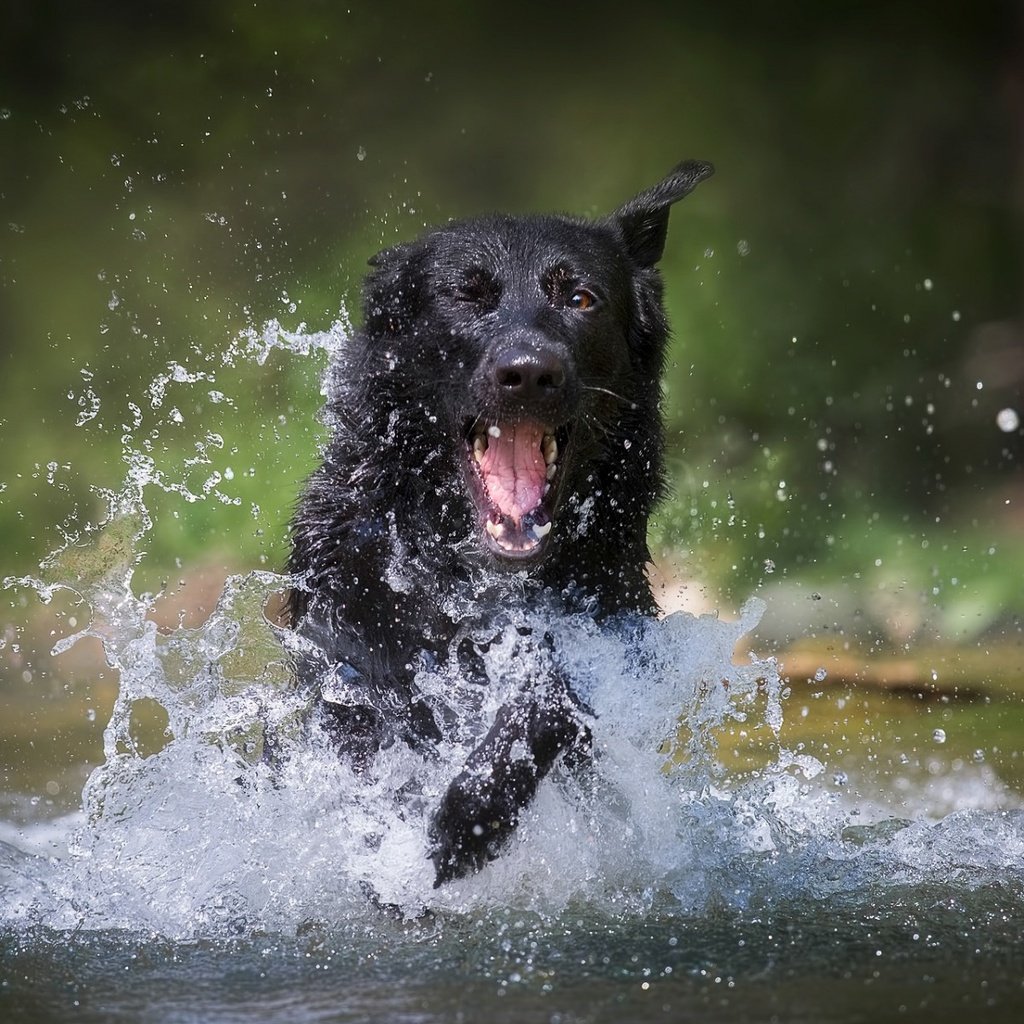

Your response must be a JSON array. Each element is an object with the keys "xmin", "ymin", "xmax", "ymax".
[{"xmin": 429, "ymin": 690, "xmax": 591, "ymax": 886}]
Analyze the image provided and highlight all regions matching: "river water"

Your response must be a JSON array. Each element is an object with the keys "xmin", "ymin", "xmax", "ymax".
[{"xmin": 2, "ymin": 326, "xmax": 1023, "ymax": 1022}]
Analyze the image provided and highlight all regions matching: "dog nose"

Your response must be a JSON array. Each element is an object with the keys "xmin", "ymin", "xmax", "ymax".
[{"xmin": 493, "ymin": 346, "xmax": 566, "ymax": 397}]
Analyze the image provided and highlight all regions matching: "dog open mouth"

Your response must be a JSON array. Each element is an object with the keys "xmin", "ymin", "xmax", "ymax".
[{"xmin": 463, "ymin": 418, "xmax": 565, "ymax": 561}]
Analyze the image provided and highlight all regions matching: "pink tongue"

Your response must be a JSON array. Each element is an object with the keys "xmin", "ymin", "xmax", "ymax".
[{"xmin": 479, "ymin": 422, "xmax": 546, "ymax": 525}]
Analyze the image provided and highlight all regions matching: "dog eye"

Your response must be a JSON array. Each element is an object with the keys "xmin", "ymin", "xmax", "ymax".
[
  {"xmin": 452, "ymin": 267, "xmax": 500, "ymax": 309},
  {"xmin": 568, "ymin": 289, "xmax": 597, "ymax": 311}
]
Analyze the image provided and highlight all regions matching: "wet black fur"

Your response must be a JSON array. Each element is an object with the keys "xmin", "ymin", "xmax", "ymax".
[{"xmin": 287, "ymin": 160, "xmax": 713, "ymax": 885}]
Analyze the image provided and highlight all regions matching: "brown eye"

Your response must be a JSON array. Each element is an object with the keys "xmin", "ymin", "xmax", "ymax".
[{"xmin": 568, "ymin": 288, "xmax": 596, "ymax": 310}]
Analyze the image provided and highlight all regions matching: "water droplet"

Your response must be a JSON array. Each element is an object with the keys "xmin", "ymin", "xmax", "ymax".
[
  {"xmin": 736, "ymin": 239, "xmax": 750, "ymax": 257},
  {"xmin": 356, "ymin": 146, "xmax": 367, "ymax": 161},
  {"xmin": 933, "ymin": 729, "xmax": 946, "ymax": 744},
  {"xmin": 996, "ymin": 407, "xmax": 1019, "ymax": 433}
]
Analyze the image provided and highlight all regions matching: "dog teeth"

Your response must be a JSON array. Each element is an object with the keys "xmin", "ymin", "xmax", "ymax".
[
  {"xmin": 485, "ymin": 518, "xmax": 506, "ymax": 539},
  {"xmin": 473, "ymin": 435, "xmax": 486, "ymax": 462},
  {"xmin": 531, "ymin": 521, "xmax": 552, "ymax": 539},
  {"xmin": 546, "ymin": 462, "xmax": 557, "ymax": 481},
  {"xmin": 542, "ymin": 434, "xmax": 557, "ymax": 465}
]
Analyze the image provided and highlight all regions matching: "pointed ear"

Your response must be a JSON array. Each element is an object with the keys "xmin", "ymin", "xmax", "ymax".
[{"xmin": 612, "ymin": 159, "xmax": 713, "ymax": 267}]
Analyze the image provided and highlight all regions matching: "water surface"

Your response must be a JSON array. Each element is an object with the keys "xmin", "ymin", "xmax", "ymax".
[{"xmin": 2, "ymin": 326, "xmax": 1023, "ymax": 1023}]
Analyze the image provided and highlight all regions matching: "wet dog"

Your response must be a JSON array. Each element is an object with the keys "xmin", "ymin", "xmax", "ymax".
[{"xmin": 287, "ymin": 160, "xmax": 713, "ymax": 885}]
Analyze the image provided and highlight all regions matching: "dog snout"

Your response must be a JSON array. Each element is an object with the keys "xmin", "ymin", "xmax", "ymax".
[
  {"xmin": 493, "ymin": 344, "xmax": 567, "ymax": 399},
  {"xmin": 471, "ymin": 329, "xmax": 579, "ymax": 422}
]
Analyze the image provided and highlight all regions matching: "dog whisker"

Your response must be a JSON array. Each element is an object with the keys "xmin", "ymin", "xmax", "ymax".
[{"xmin": 581, "ymin": 383, "xmax": 630, "ymax": 404}]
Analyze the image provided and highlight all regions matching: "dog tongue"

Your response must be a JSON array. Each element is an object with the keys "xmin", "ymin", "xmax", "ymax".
[{"xmin": 479, "ymin": 421, "xmax": 546, "ymax": 525}]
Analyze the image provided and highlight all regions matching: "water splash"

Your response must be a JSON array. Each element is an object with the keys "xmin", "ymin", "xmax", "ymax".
[
  {"xmin": 3, "ymin": 553, "xmax": 789, "ymax": 937},
  {"xmin": 2, "ymin": 320, "xmax": 1023, "ymax": 944}
]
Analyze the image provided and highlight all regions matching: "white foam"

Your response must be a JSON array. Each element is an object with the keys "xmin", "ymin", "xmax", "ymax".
[{"xmin": 3, "ymin": 560, "xmax": 1019, "ymax": 942}]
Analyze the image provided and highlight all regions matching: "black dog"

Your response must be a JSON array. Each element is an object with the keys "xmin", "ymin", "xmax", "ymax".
[{"xmin": 287, "ymin": 159, "xmax": 713, "ymax": 885}]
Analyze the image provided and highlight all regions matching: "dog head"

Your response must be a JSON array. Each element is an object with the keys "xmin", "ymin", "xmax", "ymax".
[{"xmin": 355, "ymin": 160, "xmax": 713, "ymax": 570}]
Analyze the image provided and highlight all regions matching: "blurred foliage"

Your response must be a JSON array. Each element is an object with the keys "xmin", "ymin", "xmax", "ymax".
[{"xmin": 1, "ymin": 0, "xmax": 1021, "ymax": 643}]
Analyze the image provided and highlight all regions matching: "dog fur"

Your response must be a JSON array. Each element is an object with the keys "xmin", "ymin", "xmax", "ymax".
[{"xmin": 287, "ymin": 159, "xmax": 713, "ymax": 884}]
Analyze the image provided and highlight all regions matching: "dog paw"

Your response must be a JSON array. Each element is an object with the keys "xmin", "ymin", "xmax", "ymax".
[{"xmin": 428, "ymin": 761, "xmax": 536, "ymax": 886}]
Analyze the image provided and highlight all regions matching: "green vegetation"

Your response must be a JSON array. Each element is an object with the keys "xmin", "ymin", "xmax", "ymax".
[{"xmin": 1, "ymin": 3, "xmax": 1020, "ymax": 648}]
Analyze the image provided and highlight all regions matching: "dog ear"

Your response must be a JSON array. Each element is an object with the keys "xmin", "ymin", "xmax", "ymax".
[
  {"xmin": 363, "ymin": 242, "xmax": 425, "ymax": 338},
  {"xmin": 366, "ymin": 241, "xmax": 414, "ymax": 270},
  {"xmin": 612, "ymin": 159, "xmax": 714, "ymax": 267}
]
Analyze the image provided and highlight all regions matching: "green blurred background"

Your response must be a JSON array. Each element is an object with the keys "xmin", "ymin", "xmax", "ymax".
[{"xmin": 1, "ymin": 1, "xmax": 1021, "ymax": 662}]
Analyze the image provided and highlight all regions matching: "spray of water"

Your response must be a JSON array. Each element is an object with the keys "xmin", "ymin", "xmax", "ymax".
[{"xmin": 2, "ymin": 320, "xmax": 1023, "ymax": 942}]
